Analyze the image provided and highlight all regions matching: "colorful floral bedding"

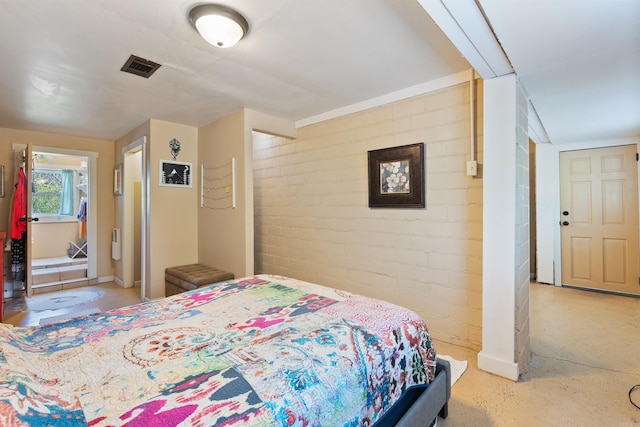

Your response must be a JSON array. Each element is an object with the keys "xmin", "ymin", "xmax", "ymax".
[{"xmin": 0, "ymin": 275, "xmax": 436, "ymax": 426}]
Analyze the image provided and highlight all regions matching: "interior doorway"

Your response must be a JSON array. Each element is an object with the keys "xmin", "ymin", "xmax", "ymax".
[
  {"xmin": 9, "ymin": 144, "xmax": 98, "ymax": 299},
  {"xmin": 529, "ymin": 139, "xmax": 537, "ymax": 280},
  {"xmin": 121, "ymin": 137, "xmax": 149, "ymax": 302},
  {"xmin": 30, "ymin": 151, "xmax": 91, "ymax": 293}
]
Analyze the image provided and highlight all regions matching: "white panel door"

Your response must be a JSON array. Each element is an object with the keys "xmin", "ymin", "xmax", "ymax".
[{"xmin": 560, "ymin": 145, "xmax": 639, "ymax": 295}]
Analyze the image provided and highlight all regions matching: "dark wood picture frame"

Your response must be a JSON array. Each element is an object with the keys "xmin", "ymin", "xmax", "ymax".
[{"xmin": 368, "ymin": 143, "xmax": 425, "ymax": 208}]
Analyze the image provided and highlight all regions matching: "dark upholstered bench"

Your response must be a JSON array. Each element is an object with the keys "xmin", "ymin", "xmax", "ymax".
[{"xmin": 165, "ymin": 264, "xmax": 234, "ymax": 297}]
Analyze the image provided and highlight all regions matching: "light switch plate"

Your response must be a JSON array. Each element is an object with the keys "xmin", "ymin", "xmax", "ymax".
[{"xmin": 466, "ymin": 160, "xmax": 478, "ymax": 176}]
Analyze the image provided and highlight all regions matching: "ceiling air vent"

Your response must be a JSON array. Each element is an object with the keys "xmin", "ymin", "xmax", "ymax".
[{"xmin": 120, "ymin": 54, "xmax": 161, "ymax": 78}]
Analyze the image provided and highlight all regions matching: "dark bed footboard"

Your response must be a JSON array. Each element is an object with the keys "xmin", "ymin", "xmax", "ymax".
[{"xmin": 373, "ymin": 358, "xmax": 451, "ymax": 426}]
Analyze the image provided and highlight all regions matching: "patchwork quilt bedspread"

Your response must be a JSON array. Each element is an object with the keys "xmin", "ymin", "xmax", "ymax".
[{"xmin": 0, "ymin": 275, "xmax": 436, "ymax": 426}]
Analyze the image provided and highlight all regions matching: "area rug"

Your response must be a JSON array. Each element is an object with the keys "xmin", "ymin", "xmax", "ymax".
[
  {"xmin": 437, "ymin": 354, "xmax": 468, "ymax": 386},
  {"xmin": 26, "ymin": 288, "xmax": 105, "ymax": 312},
  {"xmin": 39, "ymin": 307, "xmax": 101, "ymax": 325}
]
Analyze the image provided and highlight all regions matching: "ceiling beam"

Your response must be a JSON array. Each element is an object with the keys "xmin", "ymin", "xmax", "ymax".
[{"xmin": 417, "ymin": 0, "xmax": 513, "ymax": 79}]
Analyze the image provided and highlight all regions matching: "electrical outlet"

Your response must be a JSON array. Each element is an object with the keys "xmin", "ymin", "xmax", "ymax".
[{"xmin": 466, "ymin": 160, "xmax": 478, "ymax": 176}]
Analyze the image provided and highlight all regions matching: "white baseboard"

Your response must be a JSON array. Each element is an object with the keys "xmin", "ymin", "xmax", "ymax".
[
  {"xmin": 113, "ymin": 276, "xmax": 124, "ymax": 287},
  {"xmin": 98, "ymin": 275, "xmax": 115, "ymax": 284},
  {"xmin": 477, "ymin": 351, "xmax": 519, "ymax": 381}
]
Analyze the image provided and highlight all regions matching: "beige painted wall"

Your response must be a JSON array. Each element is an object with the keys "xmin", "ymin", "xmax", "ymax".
[
  {"xmin": 31, "ymin": 223, "xmax": 78, "ymax": 259},
  {"xmin": 133, "ymin": 181, "xmax": 142, "ymax": 283},
  {"xmin": 114, "ymin": 122, "xmax": 150, "ymax": 286},
  {"xmin": 198, "ymin": 110, "xmax": 248, "ymax": 279},
  {"xmin": 198, "ymin": 109, "xmax": 296, "ymax": 280},
  {"xmin": 149, "ymin": 120, "xmax": 198, "ymax": 298},
  {"xmin": 253, "ymin": 82, "xmax": 484, "ymax": 349},
  {"xmin": 0, "ymin": 128, "xmax": 114, "ymax": 281},
  {"xmin": 114, "ymin": 120, "xmax": 199, "ymax": 299}
]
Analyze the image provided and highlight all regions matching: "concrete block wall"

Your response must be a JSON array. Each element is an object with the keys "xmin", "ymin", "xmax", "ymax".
[
  {"xmin": 253, "ymin": 82, "xmax": 484, "ymax": 349},
  {"xmin": 515, "ymin": 80, "xmax": 531, "ymax": 367}
]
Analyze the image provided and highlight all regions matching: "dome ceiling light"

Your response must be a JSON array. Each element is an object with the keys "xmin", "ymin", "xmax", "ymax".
[{"xmin": 188, "ymin": 4, "xmax": 249, "ymax": 48}]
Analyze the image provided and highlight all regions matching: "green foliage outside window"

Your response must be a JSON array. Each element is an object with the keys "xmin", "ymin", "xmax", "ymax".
[{"xmin": 32, "ymin": 170, "xmax": 63, "ymax": 215}]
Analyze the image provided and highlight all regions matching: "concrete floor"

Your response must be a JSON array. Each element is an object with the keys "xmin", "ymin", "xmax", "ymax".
[
  {"xmin": 436, "ymin": 282, "xmax": 640, "ymax": 426},
  {"xmin": 2, "ymin": 281, "xmax": 639, "ymax": 425}
]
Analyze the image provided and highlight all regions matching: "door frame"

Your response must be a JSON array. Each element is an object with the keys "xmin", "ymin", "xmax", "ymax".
[
  {"xmin": 534, "ymin": 137, "xmax": 640, "ymax": 287},
  {"xmin": 12, "ymin": 144, "xmax": 98, "ymax": 286},
  {"xmin": 121, "ymin": 137, "xmax": 149, "ymax": 302}
]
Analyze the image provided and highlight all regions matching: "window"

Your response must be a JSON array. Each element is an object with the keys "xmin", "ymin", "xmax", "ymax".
[{"xmin": 32, "ymin": 169, "xmax": 74, "ymax": 216}]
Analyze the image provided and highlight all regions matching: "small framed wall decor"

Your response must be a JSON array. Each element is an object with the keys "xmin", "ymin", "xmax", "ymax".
[
  {"xmin": 367, "ymin": 143, "xmax": 425, "ymax": 208},
  {"xmin": 0, "ymin": 165, "xmax": 4, "ymax": 198},
  {"xmin": 113, "ymin": 164, "xmax": 123, "ymax": 196},
  {"xmin": 159, "ymin": 160, "xmax": 192, "ymax": 188}
]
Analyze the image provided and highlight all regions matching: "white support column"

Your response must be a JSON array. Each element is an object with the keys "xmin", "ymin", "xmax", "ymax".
[{"xmin": 478, "ymin": 74, "xmax": 521, "ymax": 381}]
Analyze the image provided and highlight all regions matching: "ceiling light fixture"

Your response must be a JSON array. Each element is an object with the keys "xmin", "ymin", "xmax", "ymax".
[{"xmin": 188, "ymin": 4, "xmax": 249, "ymax": 48}]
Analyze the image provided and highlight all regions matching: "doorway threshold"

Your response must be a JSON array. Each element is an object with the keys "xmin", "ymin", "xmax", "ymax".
[{"xmin": 562, "ymin": 284, "xmax": 640, "ymax": 299}]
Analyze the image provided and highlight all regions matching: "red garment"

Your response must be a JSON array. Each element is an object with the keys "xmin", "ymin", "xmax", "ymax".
[{"xmin": 11, "ymin": 167, "xmax": 26, "ymax": 239}]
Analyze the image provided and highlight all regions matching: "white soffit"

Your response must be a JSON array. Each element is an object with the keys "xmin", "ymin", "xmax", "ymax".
[
  {"xmin": 418, "ymin": 0, "xmax": 513, "ymax": 79},
  {"xmin": 528, "ymin": 101, "xmax": 550, "ymax": 145}
]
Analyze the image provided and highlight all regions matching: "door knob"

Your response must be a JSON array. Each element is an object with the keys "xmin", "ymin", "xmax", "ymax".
[
  {"xmin": 562, "ymin": 211, "xmax": 569, "ymax": 216},
  {"xmin": 19, "ymin": 217, "xmax": 39, "ymax": 222},
  {"xmin": 562, "ymin": 221, "xmax": 570, "ymax": 226}
]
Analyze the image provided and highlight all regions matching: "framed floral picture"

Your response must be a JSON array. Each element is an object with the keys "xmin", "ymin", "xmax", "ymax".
[{"xmin": 367, "ymin": 143, "xmax": 425, "ymax": 208}]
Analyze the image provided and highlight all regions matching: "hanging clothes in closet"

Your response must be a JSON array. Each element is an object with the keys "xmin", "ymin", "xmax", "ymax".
[
  {"xmin": 77, "ymin": 197, "xmax": 87, "ymax": 240},
  {"xmin": 11, "ymin": 167, "xmax": 27, "ymax": 282}
]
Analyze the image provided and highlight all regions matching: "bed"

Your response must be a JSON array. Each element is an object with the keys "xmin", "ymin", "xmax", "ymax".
[{"xmin": 0, "ymin": 275, "xmax": 449, "ymax": 426}]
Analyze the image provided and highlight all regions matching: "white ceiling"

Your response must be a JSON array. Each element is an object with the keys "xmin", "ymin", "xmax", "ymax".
[
  {"xmin": 0, "ymin": 0, "xmax": 638, "ymax": 145},
  {"xmin": 478, "ymin": 0, "xmax": 640, "ymax": 144}
]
